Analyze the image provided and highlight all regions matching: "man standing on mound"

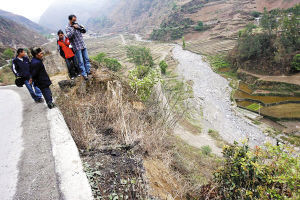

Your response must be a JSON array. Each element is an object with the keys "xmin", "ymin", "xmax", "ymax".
[{"xmin": 65, "ymin": 14, "xmax": 91, "ymax": 80}]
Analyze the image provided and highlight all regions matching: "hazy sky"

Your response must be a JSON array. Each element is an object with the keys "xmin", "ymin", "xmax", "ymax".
[{"xmin": 1, "ymin": 0, "xmax": 56, "ymax": 22}]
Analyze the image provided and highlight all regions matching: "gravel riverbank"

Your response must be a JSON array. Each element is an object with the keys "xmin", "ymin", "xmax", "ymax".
[{"xmin": 172, "ymin": 45, "xmax": 273, "ymax": 147}]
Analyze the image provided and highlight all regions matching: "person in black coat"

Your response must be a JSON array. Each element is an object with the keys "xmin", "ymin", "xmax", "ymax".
[
  {"xmin": 12, "ymin": 48, "xmax": 43, "ymax": 103},
  {"xmin": 30, "ymin": 47, "xmax": 56, "ymax": 109}
]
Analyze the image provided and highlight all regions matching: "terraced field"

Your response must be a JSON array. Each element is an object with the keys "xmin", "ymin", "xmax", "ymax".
[
  {"xmin": 185, "ymin": 39, "xmax": 236, "ymax": 56},
  {"xmin": 234, "ymin": 82, "xmax": 300, "ymax": 119}
]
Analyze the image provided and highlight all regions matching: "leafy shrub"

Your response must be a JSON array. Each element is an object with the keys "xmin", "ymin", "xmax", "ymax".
[
  {"xmin": 92, "ymin": 52, "xmax": 121, "ymax": 72},
  {"xmin": 129, "ymin": 66, "xmax": 160, "ymax": 101},
  {"xmin": 92, "ymin": 52, "xmax": 106, "ymax": 63},
  {"xmin": 204, "ymin": 142, "xmax": 300, "ymax": 199},
  {"xmin": 194, "ymin": 21, "xmax": 204, "ymax": 31},
  {"xmin": 250, "ymin": 11, "xmax": 261, "ymax": 18},
  {"xmin": 126, "ymin": 46, "xmax": 154, "ymax": 67},
  {"xmin": 291, "ymin": 54, "xmax": 300, "ymax": 71},
  {"xmin": 103, "ymin": 58, "xmax": 122, "ymax": 72},
  {"xmin": 159, "ymin": 60, "xmax": 168, "ymax": 75},
  {"xmin": 3, "ymin": 48, "xmax": 14, "ymax": 59},
  {"xmin": 201, "ymin": 145, "xmax": 212, "ymax": 155}
]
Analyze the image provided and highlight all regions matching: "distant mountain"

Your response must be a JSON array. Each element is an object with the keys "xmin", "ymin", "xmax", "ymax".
[
  {"xmin": 0, "ymin": 16, "xmax": 48, "ymax": 48},
  {"xmin": 39, "ymin": 0, "xmax": 119, "ymax": 31},
  {"xmin": 0, "ymin": 9, "xmax": 51, "ymax": 34}
]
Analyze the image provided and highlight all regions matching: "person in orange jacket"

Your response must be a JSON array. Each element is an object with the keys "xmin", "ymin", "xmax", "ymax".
[{"xmin": 57, "ymin": 30, "xmax": 80, "ymax": 80}]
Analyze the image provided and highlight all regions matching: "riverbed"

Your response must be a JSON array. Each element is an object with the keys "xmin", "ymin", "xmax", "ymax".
[{"xmin": 172, "ymin": 45, "xmax": 272, "ymax": 147}]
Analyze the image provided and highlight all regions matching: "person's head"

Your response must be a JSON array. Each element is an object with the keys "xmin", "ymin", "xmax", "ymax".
[
  {"xmin": 31, "ymin": 47, "xmax": 44, "ymax": 60},
  {"xmin": 17, "ymin": 48, "xmax": 26, "ymax": 58},
  {"xmin": 68, "ymin": 14, "xmax": 77, "ymax": 24},
  {"xmin": 57, "ymin": 30, "xmax": 64, "ymax": 40}
]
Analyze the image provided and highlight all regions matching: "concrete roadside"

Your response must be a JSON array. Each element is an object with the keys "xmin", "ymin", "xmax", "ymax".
[{"xmin": 0, "ymin": 86, "xmax": 92, "ymax": 200}]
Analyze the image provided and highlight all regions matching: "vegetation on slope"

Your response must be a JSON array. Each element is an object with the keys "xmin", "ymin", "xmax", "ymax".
[
  {"xmin": 200, "ymin": 142, "xmax": 299, "ymax": 200},
  {"xmin": 229, "ymin": 5, "xmax": 300, "ymax": 75}
]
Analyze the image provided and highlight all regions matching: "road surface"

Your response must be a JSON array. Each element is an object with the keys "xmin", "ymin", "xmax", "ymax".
[{"xmin": 0, "ymin": 86, "xmax": 93, "ymax": 200}]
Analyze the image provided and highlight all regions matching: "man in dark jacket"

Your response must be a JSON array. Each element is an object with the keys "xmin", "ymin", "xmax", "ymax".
[
  {"xmin": 12, "ymin": 48, "xmax": 43, "ymax": 103},
  {"xmin": 30, "ymin": 47, "xmax": 55, "ymax": 109}
]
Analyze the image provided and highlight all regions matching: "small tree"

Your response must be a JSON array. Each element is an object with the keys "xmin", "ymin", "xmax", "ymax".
[
  {"xmin": 3, "ymin": 48, "xmax": 14, "ymax": 59},
  {"xmin": 103, "ymin": 57, "xmax": 122, "ymax": 72},
  {"xmin": 126, "ymin": 46, "xmax": 154, "ymax": 67},
  {"xmin": 182, "ymin": 37, "xmax": 186, "ymax": 49},
  {"xmin": 159, "ymin": 60, "xmax": 168, "ymax": 74},
  {"xmin": 93, "ymin": 52, "xmax": 106, "ymax": 63},
  {"xmin": 194, "ymin": 21, "xmax": 204, "ymax": 31}
]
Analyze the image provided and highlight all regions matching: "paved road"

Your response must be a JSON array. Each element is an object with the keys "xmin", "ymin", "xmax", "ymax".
[{"xmin": 0, "ymin": 86, "xmax": 60, "ymax": 200}]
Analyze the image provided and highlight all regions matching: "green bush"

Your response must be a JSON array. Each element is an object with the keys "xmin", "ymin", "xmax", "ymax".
[
  {"xmin": 291, "ymin": 54, "xmax": 300, "ymax": 71},
  {"xmin": 126, "ymin": 46, "xmax": 154, "ymax": 67},
  {"xmin": 103, "ymin": 57, "xmax": 122, "ymax": 72},
  {"xmin": 194, "ymin": 21, "xmax": 204, "ymax": 31},
  {"xmin": 3, "ymin": 48, "xmax": 14, "ymax": 59},
  {"xmin": 201, "ymin": 145, "xmax": 212, "ymax": 155},
  {"xmin": 129, "ymin": 66, "xmax": 160, "ymax": 101},
  {"xmin": 92, "ymin": 52, "xmax": 106, "ymax": 63},
  {"xmin": 250, "ymin": 11, "xmax": 261, "ymax": 18},
  {"xmin": 210, "ymin": 142, "xmax": 299, "ymax": 199},
  {"xmin": 159, "ymin": 60, "xmax": 168, "ymax": 74},
  {"xmin": 92, "ymin": 52, "xmax": 121, "ymax": 72}
]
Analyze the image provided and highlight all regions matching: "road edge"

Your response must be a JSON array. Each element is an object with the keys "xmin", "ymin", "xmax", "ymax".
[{"xmin": 47, "ymin": 108, "xmax": 93, "ymax": 200}]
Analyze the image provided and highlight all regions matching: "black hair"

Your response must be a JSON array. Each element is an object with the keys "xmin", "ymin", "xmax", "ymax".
[
  {"xmin": 57, "ymin": 30, "xmax": 64, "ymax": 35},
  {"xmin": 17, "ymin": 48, "xmax": 24, "ymax": 55},
  {"xmin": 68, "ymin": 14, "xmax": 76, "ymax": 21},
  {"xmin": 30, "ymin": 47, "xmax": 42, "ymax": 58}
]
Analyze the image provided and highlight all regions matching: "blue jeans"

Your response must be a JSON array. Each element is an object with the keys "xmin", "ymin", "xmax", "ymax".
[
  {"xmin": 75, "ymin": 48, "xmax": 91, "ymax": 77},
  {"xmin": 24, "ymin": 80, "xmax": 42, "ymax": 101},
  {"xmin": 40, "ymin": 87, "xmax": 53, "ymax": 105}
]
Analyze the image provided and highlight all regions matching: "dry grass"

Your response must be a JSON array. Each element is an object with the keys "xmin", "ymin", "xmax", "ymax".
[
  {"xmin": 0, "ymin": 65, "xmax": 15, "ymax": 85},
  {"xmin": 55, "ymin": 68, "xmax": 194, "ymax": 198}
]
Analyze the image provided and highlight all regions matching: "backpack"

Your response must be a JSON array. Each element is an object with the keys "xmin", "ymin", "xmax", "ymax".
[{"xmin": 57, "ymin": 40, "xmax": 66, "ymax": 59}]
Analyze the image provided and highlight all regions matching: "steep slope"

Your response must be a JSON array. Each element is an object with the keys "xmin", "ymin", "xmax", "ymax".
[
  {"xmin": 0, "ymin": 16, "xmax": 47, "ymax": 48},
  {"xmin": 0, "ymin": 10, "xmax": 51, "ymax": 34}
]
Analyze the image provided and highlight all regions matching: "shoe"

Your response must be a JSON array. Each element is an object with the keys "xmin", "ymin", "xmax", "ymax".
[
  {"xmin": 83, "ymin": 76, "xmax": 88, "ymax": 81},
  {"xmin": 35, "ymin": 98, "xmax": 44, "ymax": 103},
  {"xmin": 47, "ymin": 102, "xmax": 56, "ymax": 109},
  {"xmin": 71, "ymin": 77, "xmax": 75, "ymax": 80},
  {"xmin": 78, "ymin": 74, "xmax": 81, "ymax": 77}
]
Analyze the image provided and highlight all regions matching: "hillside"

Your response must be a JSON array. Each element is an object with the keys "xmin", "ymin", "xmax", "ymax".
[
  {"xmin": 0, "ymin": 9, "xmax": 51, "ymax": 34},
  {"xmin": 0, "ymin": 16, "xmax": 48, "ymax": 48}
]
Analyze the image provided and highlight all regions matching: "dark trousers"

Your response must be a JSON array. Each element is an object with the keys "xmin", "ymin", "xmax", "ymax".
[
  {"xmin": 65, "ymin": 56, "xmax": 80, "ymax": 78},
  {"xmin": 41, "ymin": 87, "xmax": 53, "ymax": 104}
]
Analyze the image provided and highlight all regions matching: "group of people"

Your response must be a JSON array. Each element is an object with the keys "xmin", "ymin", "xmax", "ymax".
[{"xmin": 12, "ymin": 15, "xmax": 91, "ymax": 109}]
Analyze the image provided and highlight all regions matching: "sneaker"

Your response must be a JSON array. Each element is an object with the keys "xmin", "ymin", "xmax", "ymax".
[
  {"xmin": 47, "ymin": 102, "xmax": 56, "ymax": 109},
  {"xmin": 83, "ymin": 76, "xmax": 88, "ymax": 81},
  {"xmin": 71, "ymin": 77, "xmax": 75, "ymax": 80},
  {"xmin": 78, "ymin": 74, "xmax": 81, "ymax": 77},
  {"xmin": 35, "ymin": 98, "xmax": 44, "ymax": 103}
]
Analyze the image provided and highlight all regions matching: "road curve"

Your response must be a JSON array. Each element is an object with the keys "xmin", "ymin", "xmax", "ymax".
[{"xmin": 0, "ymin": 86, "xmax": 93, "ymax": 200}]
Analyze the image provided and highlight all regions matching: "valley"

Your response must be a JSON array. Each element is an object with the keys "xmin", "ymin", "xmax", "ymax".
[{"xmin": 0, "ymin": 0, "xmax": 299, "ymax": 199}]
